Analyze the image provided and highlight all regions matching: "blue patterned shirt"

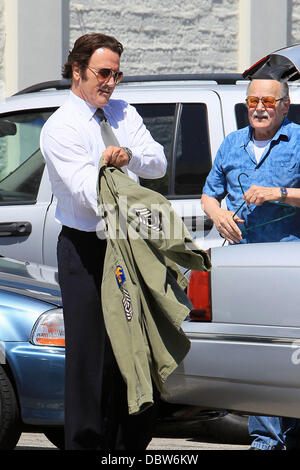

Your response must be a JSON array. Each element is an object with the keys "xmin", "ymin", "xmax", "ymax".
[{"xmin": 203, "ymin": 118, "xmax": 300, "ymax": 243}]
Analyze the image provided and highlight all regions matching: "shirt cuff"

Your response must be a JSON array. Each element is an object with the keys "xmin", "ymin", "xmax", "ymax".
[{"xmin": 127, "ymin": 151, "xmax": 140, "ymax": 171}]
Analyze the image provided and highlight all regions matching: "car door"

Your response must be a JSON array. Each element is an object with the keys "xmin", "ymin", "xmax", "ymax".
[{"xmin": 0, "ymin": 110, "xmax": 53, "ymax": 264}]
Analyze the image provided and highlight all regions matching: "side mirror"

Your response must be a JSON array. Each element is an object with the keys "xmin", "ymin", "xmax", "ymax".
[{"xmin": 0, "ymin": 121, "xmax": 17, "ymax": 137}]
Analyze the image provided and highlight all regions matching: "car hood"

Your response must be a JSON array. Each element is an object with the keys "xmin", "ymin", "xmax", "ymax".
[
  {"xmin": 243, "ymin": 44, "xmax": 300, "ymax": 81},
  {"xmin": 0, "ymin": 256, "xmax": 61, "ymax": 306}
]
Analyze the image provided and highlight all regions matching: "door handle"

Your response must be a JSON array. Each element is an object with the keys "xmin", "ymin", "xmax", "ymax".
[
  {"xmin": 0, "ymin": 222, "xmax": 32, "ymax": 237},
  {"xmin": 182, "ymin": 215, "xmax": 213, "ymax": 231}
]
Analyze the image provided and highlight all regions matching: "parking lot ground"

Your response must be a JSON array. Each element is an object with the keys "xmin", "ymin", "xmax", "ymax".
[
  {"xmin": 15, "ymin": 432, "xmax": 248, "ymax": 450},
  {"xmin": 149, "ymin": 437, "xmax": 248, "ymax": 450},
  {"xmin": 10, "ymin": 433, "xmax": 295, "ymax": 465}
]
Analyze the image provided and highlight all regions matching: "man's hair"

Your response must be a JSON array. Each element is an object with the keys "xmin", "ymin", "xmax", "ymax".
[
  {"xmin": 280, "ymin": 82, "xmax": 290, "ymax": 101},
  {"xmin": 62, "ymin": 33, "xmax": 124, "ymax": 79},
  {"xmin": 247, "ymin": 79, "xmax": 290, "ymax": 101}
]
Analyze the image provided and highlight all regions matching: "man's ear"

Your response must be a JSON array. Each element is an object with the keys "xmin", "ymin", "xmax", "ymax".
[
  {"xmin": 72, "ymin": 62, "xmax": 81, "ymax": 81},
  {"xmin": 283, "ymin": 97, "xmax": 291, "ymax": 116}
]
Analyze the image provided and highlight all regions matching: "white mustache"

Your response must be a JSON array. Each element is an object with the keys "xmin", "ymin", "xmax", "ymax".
[{"xmin": 252, "ymin": 110, "xmax": 270, "ymax": 118}]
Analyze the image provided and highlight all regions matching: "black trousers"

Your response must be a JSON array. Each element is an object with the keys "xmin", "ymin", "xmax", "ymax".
[{"xmin": 57, "ymin": 226, "xmax": 159, "ymax": 450}]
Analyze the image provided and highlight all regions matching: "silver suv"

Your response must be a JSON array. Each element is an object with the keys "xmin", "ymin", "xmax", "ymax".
[{"xmin": 0, "ymin": 73, "xmax": 299, "ymax": 267}]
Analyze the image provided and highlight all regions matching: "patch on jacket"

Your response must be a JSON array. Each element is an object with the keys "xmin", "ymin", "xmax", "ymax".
[
  {"xmin": 115, "ymin": 265, "xmax": 126, "ymax": 287},
  {"xmin": 135, "ymin": 207, "xmax": 162, "ymax": 232},
  {"xmin": 115, "ymin": 266, "xmax": 133, "ymax": 321},
  {"xmin": 120, "ymin": 286, "xmax": 134, "ymax": 322}
]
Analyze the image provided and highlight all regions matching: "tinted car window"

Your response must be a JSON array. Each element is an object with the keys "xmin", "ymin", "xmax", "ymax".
[
  {"xmin": 135, "ymin": 102, "xmax": 211, "ymax": 197},
  {"xmin": 235, "ymin": 103, "xmax": 248, "ymax": 129},
  {"xmin": 0, "ymin": 111, "xmax": 53, "ymax": 204},
  {"xmin": 174, "ymin": 103, "xmax": 211, "ymax": 196},
  {"xmin": 235, "ymin": 103, "xmax": 300, "ymax": 129},
  {"xmin": 135, "ymin": 103, "xmax": 175, "ymax": 195}
]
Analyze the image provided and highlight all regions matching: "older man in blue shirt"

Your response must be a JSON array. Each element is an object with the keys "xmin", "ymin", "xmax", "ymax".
[
  {"xmin": 202, "ymin": 78, "xmax": 300, "ymax": 450},
  {"xmin": 203, "ymin": 79, "xmax": 300, "ymax": 244}
]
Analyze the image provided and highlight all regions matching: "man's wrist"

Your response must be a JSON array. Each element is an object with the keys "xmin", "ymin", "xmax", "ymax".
[
  {"xmin": 122, "ymin": 147, "xmax": 132, "ymax": 164},
  {"xmin": 280, "ymin": 187, "xmax": 287, "ymax": 202}
]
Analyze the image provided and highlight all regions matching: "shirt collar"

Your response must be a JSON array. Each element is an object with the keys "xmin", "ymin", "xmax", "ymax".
[
  {"xmin": 242, "ymin": 117, "xmax": 291, "ymax": 147},
  {"xmin": 69, "ymin": 91, "xmax": 99, "ymax": 121}
]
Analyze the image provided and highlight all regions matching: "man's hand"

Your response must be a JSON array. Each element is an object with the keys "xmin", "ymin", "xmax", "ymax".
[
  {"xmin": 243, "ymin": 185, "xmax": 281, "ymax": 206},
  {"xmin": 102, "ymin": 146, "xmax": 130, "ymax": 168},
  {"xmin": 211, "ymin": 207, "xmax": 244, "ymax": 244}
]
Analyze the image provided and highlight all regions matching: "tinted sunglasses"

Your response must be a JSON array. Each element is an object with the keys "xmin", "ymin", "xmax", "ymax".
[
  {"xmin": 246, "ymin": 96, "xmax": 284, "ymax": 108},
  {"xmin": 87, "ymin": 66, "xmax": 123, "ymax": 84}
]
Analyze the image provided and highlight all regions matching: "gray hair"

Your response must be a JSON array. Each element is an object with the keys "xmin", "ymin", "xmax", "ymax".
[
  {"xmin": 247, "ymin": 80, "xmax": 290, "ymax": 101},
  {"xmin": 280, "ymin": 82, "xmax": 290, "ymax": 101}
]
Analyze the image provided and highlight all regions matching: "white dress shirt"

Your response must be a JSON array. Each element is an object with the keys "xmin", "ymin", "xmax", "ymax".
[{"xmin": 40, "ymin": 91, "xmax": 167, "ymax": 231}]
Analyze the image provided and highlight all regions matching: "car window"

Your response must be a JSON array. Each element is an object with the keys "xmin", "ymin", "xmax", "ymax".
[
  {"xmin": 134, "ymin": 103, "xmax": 175, "ymax": 195},
  {"xmin": 174, "ymin": 103, "xmax": 211, "ymax": 196},
  {"xmin": 134, "ymin": 102, "xmax": 211, "ymax": 197},
  {"xmin": 0, "ymin": 110, "xmax": 53, "ymax": 204},
  {"xmin": 235, "ymin": 103, "xmax": 300, "ymax": 129}
]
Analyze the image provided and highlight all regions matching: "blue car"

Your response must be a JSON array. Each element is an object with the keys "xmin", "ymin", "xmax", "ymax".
[
  {"xmin": 0, "ymin": 256, "xmax": 65, "ymax": 449},
  {"xmin": 0, "ymin": 255, "xmax": 250, "ymax": 450}
]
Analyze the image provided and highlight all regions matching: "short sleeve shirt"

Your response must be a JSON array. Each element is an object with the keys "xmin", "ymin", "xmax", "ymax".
[{"xmin": 202, "ymin": 118, "xmax": 300, "ymax": 243}]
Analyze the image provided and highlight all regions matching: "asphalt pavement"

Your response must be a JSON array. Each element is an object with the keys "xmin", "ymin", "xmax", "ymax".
[{"xmin": 15, "ymin": 432, "xmax": 248, "ymax": 450}]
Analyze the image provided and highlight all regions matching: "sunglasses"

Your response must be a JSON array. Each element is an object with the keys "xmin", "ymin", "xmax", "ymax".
[
  {"xmin": 246, "ymin": 96, "xmax": 284, "ymax": 108},
  {"xmin": 87, "ymin": 66, "xmax": 123, "ymax": 84}
]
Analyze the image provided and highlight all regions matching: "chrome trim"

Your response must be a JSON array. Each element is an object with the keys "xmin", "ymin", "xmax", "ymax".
[{"xmin": 187, "ymin": 331, "xmax": 300, "ymax": 346}]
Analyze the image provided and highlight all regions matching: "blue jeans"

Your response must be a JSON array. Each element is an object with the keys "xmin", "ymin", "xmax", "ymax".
[{"xmin": 249, "ymin": 416, "xmax": 300, "ymax": 450}]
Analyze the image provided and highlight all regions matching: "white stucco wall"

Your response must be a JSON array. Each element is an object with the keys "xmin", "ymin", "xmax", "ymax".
[
  {"xmin": 0, "ymin": 0, "xmax": 5, "ymax": 101},
  {"xmin": 69, "ymin": 0, "xmax": 239, "ymax": 75},
  {"xmin": 3, "ymin": 0, "xmax": 69, "ymax": 96}
]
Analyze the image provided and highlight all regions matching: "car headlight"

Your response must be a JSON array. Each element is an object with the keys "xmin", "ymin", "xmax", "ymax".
[{"xmin": 30, "ymin": 308, "xmax": 65, "ymax": 347}]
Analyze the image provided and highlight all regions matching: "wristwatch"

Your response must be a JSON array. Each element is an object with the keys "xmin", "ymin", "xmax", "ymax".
[
  {"xmin": 280, "ymin": 187, "xmax": 287, "ymax": 202},
  {"xmin": 122, "ymin": 147, "xmax": 132, "ymax": 163}
]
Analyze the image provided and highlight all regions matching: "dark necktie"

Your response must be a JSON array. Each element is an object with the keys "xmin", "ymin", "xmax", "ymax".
[{"xmin": 95, "ymin": 108, "xmax": 120, "ymax": 147}]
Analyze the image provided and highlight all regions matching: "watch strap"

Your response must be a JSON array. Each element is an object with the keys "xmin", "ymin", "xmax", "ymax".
[
  {"xmin": 280, "ymin": 187, "xmax": 287, "ymax": 202},
  {"xmin": 122, "ymin": 147, "xmax": 132, "ymax": 163}
]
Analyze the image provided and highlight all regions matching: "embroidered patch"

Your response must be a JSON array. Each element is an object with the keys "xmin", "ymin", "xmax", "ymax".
[
  {"xmin": 115, "ymin": 265, "xmax": 126, "ymax": 287},
  {"xmin": 120, "ymin": 286, "xmax": 133, "ymax": 322},
  {"xmin": 135, "ymin": 207, "xmax": 162, "ymax": 232}
]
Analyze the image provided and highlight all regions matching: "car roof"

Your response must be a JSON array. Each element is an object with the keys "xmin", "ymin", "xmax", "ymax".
[
  {"xmin": 0, "ymin": 73, "xmax": 299, "ymax": 114},
  {"xmin": 0, "ymin": 74, "xmax": 249, "ymax": 113}
]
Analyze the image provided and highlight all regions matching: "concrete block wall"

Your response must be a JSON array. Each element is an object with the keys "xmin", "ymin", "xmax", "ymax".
[
  {"xmin": 69, "ymin": 0, "xmax": 239, "ymax": 75},
  {"xmin": 291, "ymin": 0, "xmax": 300, "ymax": 44},
  {"xmin": 0, "ymin": 1, "xmax": 299, "ymax": 97}
]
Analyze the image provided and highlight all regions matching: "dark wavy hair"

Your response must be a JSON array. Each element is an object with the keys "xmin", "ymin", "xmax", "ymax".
[{"xmin": 62, "ymin": 33, "xmax": 124, "ymax": 79}]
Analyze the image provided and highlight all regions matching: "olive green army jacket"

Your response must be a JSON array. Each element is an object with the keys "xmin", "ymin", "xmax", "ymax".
[{"xmin": 98, "ymin": 162, "xmax": 211, "ymax": 415}]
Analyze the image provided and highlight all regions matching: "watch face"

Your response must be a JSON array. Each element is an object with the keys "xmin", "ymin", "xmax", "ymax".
[{"xmin": 280, "ymin": 188, "xmax": 287, "ymax": 200}]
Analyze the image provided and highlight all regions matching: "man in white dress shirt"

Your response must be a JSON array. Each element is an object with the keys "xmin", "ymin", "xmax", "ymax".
[{"xmin": 40, "ymin": 33, "xmax": 167, "ymax": 450}]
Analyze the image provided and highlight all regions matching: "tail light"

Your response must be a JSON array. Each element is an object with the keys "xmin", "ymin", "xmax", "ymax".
[{"xmin": 187, "ymin": 267, "xmax": 212, "ymax": 322}]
